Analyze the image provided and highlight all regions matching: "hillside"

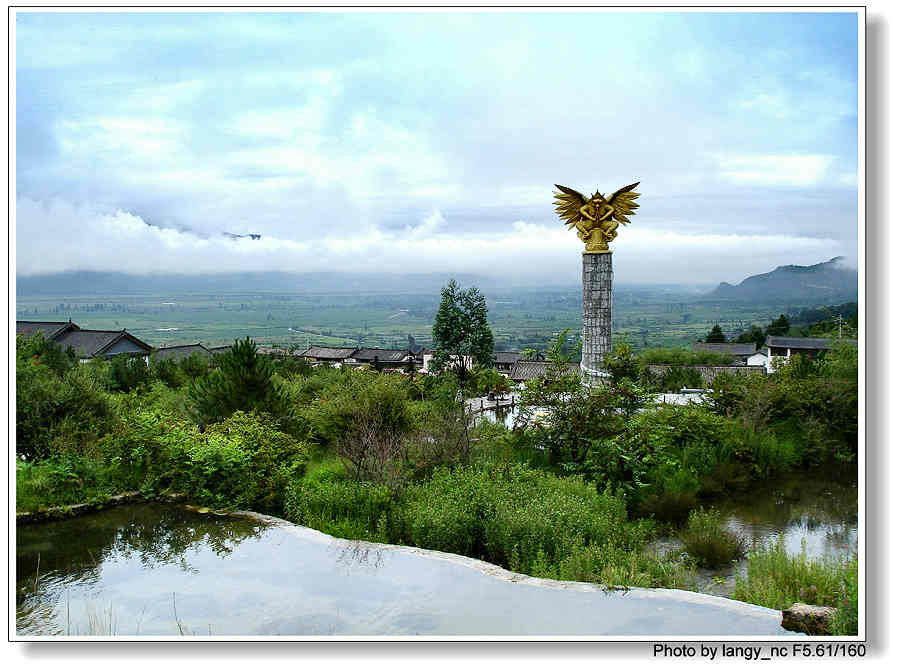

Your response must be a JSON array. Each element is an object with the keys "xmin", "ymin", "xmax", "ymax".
[{"xmin": 704, "ymin": 257, "xmax": 857, "ymax": 304}]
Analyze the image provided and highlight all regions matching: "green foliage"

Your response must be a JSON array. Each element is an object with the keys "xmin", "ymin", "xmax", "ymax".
[
  {"xmin": 108, "ymin": 354, "xmax": 152, "ymax": 392},
  {"xmin": 472, "ymin": 367, "xmax": 512, "ymax": 396},
  {"xmin": 704, "ymin": 324, "xmax": 726, "ymax": 343},
  {"xmin": 707, "ymin": 345, "xmax": 858, "ymax": 465},
  {"xmin": 400, "ymin": 463, "xmax": 651, "ymax": 576},
  {"xmin": 644, "ymin": 365, "xmax": 705, "ymax": 392},
  {"xmin": 186, "ymin": 338, "xmax": 291, "ymax": 427},
  {"xmin": 305, "ymin": 370, "xmax": 415, "ymax": 448},
  {"xmin": 765, "ymin": 314, "xmax": 791, "ymax": 337},
  {"xmin": 555, "ymin": 542, "xmax": 696, "ymax": 590},
  {"xmin": 16, "ymin": 332, "xmax": 77, "ymax": 376},
  {"xmin": 150, "ymin": 352, "xmax": 212, "ymax": 389},
  {"xmin": 431, "ymin": 279, "xmax": 494, "ymax": 380},
  {"xmin": 283, "ymin": 477, "xmax": 395, "ymax": 541},
  {"xmin": 734, "ymin": 325, "xmax": 765, "ymax": 349},
  {"xmin": 678, "ymin": 507, "xmax": 747, "ymax": 567},
  {"xmin": 16, "ymin": 456, "xmax": 122, "ymax": 512},
  {"xmin": 603, "ymin": 343, "xmax": 641, "ymax": 383},
  {"xmin": 734, "ymin": 539, "xmax": 858, "ymax": 636},
  {"xmin": 16, "ymin": 348, "xmax": 116, "ymax": 460},
  {"xmin": 639, "ymin": 347, "xmax": 736, "ymax": 367}
]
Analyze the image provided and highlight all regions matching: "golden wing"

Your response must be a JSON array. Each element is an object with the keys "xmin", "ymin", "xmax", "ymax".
[
  {"xmin": 606, "ymin": 181, "xmax": 640, "ymax": 225},
  {"xmin": 553, "ymin": 184, "xmax": 587, "ymax": 228}
]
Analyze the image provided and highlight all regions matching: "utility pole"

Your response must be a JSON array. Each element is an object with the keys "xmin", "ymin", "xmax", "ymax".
[{"xmin": 835, "ymin": 313, "xmax": 844, "ymax": 339}]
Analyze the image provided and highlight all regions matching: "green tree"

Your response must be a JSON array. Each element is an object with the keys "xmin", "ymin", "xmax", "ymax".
[
  {"xmin": 187, "ymin": 338, "xmax": 289, "ymax": 427},
  {"xmin": 735, "ymin": 325, "xmax": 766, "ymax": 349},
  {"xmin": 705, "ymin": 324, "xmax": 726, "ymax": 343},
  {"xmin": 431, "ymin": 280, "xmax": 494, "ymax": 381},
  {"xmin": 765, "ymin": 314, "xmax": 790, "ymax": 337},
  {"xmin": 603, "ymin": 343, "xmax": 641, "ymax": 383}
]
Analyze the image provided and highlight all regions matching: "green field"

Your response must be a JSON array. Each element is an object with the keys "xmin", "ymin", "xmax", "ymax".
[{"xmin": 15, "ymin": 284, "xmax": 799, "ymax": 356}]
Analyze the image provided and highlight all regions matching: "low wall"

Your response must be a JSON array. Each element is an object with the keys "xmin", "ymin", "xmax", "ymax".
[{"xmin": 645, "ymin": 364, "xmax": 765, "ymax": 387}]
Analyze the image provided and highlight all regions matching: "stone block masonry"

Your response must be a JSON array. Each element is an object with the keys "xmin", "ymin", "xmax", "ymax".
[{"xmin": 581, "ymin": 252, "xmax": 612, "ymax": 386}]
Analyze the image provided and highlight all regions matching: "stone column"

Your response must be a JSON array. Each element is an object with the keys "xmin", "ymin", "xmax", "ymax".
[{"xmin": 581, "ymin": 251, "xmax": 612, "ymax": 386}]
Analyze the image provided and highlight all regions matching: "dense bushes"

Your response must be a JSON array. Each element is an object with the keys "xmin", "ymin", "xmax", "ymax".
[
  {"xmin": 16, "ymin": 337, "xmax": 116, "ymax": 460},
  {"xmin": 284, "ymin": 478, "xmax": 394, "ymax": 541},
  {"xmin": 707, "ymin": 343, "xmax": 858, "ymax": 465},
  {"xmin": 18, "ymin": 409, "xmax": 307, "ymax": 514},
  {"xmin": 402, "ymin": 464, "xmax": 650, "ymax": 571},
  {"xmin": 280, "ymin": 461, "xmax": 677, "ymax": 587}
]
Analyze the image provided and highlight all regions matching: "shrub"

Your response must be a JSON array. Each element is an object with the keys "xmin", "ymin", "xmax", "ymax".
[
  {"xmin": 678, "ymin": 507, "xmax": 746, "ymax": 568},
  {"xmin": 108, "ymin": 354, "xmax": 152, "ymax": 392},
  {"xmin": 162, "ymin": 411, "xmax": 307, "ymax": 511},
  {"xmin": 399, "ymin": 464, "xmax": 648, "ymax": 574},
  {"xmin": 16, "ymin": 456, "xmax": 124, "ymax": 512},
  {"xmin": 283, "ymin": 477, "xmax": 394, "ymax": 541},
  {"xmin": 16, "ymin": 356, "xmax": 116, "ymax": 460}
]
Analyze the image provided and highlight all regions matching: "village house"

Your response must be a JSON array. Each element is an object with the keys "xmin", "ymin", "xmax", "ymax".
[
  {"xmin": 152, "ymin": 344, "xmax": 212, "ymax": 362},
  {"xmin": 764, "ymin": 335, "xmax": 856, "ymax": 373},
  {"xmin": 421, "ymin": 351, "xmax": 474, "ymax": 374},
  {"xmin": 299, "ymin": 346, "xmax": 358, "ymax": 366},
  {"xmin": 16, "ymin": 319, "xmax": 81, "ymax": 341},
  {"xmin": 492, "ymin": 351, "xmax": 525, "ymax": 374},
  {"xmin": 746, "ymin": 350, "xmax": 768, "ymax": 368},
  {"xmin": 347, "ymin": 348, "xmax": 415, "ymax": 369},
  {"xmin": 691, "ymin": 341, "xmax": 759, "ymax": 365},
  {"xmin": 17, "ymin": 320, "xmax": 153, "ymax": 363},
  {"xmin": 207, "ymin": 345, "xmax": 233, "ymax": 355}
]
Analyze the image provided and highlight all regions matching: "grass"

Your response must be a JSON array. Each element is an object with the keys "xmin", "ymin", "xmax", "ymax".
[
  {"xmin": 678, "ymin": 507, "xmax": 747, "ymax": 568},
  {"xmin": 733, "ymin": 538, "xmax": 858, "ymax": 636}
]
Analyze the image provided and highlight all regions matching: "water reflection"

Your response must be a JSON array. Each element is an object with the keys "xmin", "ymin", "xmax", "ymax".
[
  {"xmin": 16, "ymin": 502, "xmax": 791, "ymax": 637},
  {"xmin": 652, "ymin": 468, "xmax": 858, "ymax": 597},
  {"xmin": 333, "ymin": 540, "xmax": 385, "ymax": 573},
  {"xmin": 16, "ymin": 504, "xmax": 267, "ymax": 635}
]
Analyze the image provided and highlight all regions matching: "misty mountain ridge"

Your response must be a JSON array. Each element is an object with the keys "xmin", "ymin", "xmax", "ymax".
[
  {"xmin": 15, "ymin": 270, "xmax": 519, "ymax": 297},
  {"xmin": 705, "ymin": 257, "xmax": 857, "ymax": 304}
]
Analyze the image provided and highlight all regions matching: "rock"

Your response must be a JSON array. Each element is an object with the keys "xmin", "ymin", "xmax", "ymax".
[{"xmin": 781, "ymin": 602, "xmax": 836, "ymax": 635}]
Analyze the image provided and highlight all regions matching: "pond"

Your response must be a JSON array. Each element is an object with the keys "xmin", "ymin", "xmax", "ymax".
[
  {"xmin": 650, "ymin": 467, "xmax": 858, "ymax": 597},
  {"xmin": 16, "ymin": 503, "xmax": 793, "ymax": 638}
]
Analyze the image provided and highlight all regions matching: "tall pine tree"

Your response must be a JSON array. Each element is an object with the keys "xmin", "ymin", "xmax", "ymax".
[{"xmin": 705, "ymin": 324, "xmax": 726, "ymax": 343}]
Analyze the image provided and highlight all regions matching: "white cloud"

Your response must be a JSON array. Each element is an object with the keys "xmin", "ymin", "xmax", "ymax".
[
  {"xmin": 15, "ymin": 197, "xmax": 849, "ymax": 286},
  {"xmin": 715, "ymin": 153, "xmax": 835, "ymax": 187},
  {"xmin": 406, "ymin": 208, "xmax": 445, "ymax": 238}
]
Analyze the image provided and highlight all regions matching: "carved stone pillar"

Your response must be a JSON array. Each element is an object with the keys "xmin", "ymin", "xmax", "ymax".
[{"xmin": 581, "ymin": 251, "xmax": 612, "ymax": 386}]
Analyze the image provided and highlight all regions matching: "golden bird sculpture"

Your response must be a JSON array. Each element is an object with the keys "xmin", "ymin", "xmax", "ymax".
[{"xmin": 554, "ymin": 182, "xmax": 640, "ymax": 253}]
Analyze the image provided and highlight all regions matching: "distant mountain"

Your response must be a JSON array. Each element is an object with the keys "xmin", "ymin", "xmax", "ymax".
[
  {"xmin": 15, "ymin": 270, "xmax": 506, "ymax": 297},
  {"xmin": 704, "ymin": 257, "xmax": 857, "ymax": 304}
]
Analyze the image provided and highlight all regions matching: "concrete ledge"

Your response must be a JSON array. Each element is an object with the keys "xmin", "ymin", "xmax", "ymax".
[
  {"xmin": 15, "ymin": 492, "xmax": 186, "ymax": 524},
  {"xmin": 231, "ymin": 509, "xmax": 784, "ymax": 625}
]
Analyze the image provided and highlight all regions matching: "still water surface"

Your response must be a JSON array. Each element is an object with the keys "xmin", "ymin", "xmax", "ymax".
[
  {"xmin": 651, "ymin": 468, "xmax": 858, "ymax": 596},
  {"xmin": 17, "ymin": 504, "xmax": 790, "ymax": 637}
]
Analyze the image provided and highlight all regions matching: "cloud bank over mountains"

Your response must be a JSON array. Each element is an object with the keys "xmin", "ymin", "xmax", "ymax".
[{"xmin": 16, "ymin": 198, "xmax": 845, "ymax": 286}]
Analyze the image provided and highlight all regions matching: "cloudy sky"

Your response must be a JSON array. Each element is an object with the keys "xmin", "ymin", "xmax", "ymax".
[{"xmin": 14, "ymin": 10, "xmax": 860, "ymax": 285}]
